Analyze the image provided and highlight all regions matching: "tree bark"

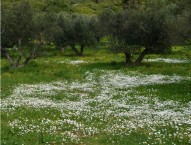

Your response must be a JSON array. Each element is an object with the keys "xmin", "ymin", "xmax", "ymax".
[
  {"xmin": 135, "ymin": 48, "xmax": 150, "ymax": 65},
  {"xmin": 15, "ymin": 55, "xmax": 22, "ymax": 67},
  {"xmin": 71, "ymin": 45, "xmax": 81, "ymax": 56},
  {"xmin": 80, "ymin": 45, "xmax": 84, "ymax": 56},
  {"xmin": 124, "ymin": 52, "xmax": 133, "ymax": 66},
  {"xmin": 3, "ymin": 48, "xmax": 14, "ymax": 66},
  {"xmin": 14, "ymin": 39, "xmax": 23, "ymax": 67},
  {"xmin": 17, "ymin": 38, "xmax": 26, "ymax": 58},
  {"xmin": 23, "ymin": 47, "xmax": 37, "ymax": 65}
]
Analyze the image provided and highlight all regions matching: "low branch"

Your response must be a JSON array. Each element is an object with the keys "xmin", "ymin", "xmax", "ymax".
[
  {"xmin": 17, "ymin": 38, "xmax": 27, "ymax": 59},
  {"xmin": 23, "ymin": 47, "xmax": 37, "ymax": 65},
  {"xmin": 18, "ymin": 47, "xmax": 27, "ymax": 59},
  {"xmin": 15, "ymin": 55, "xmax": 22, "ymax": 67},
  {"xmin": 3, "ymin": 48, "xmax": 14, "ymax": 66}
]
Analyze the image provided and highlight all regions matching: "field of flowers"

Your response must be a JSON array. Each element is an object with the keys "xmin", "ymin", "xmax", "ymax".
[{"xmin": 1, "ymin": 47, "xmax": 191, "ymax": 145}]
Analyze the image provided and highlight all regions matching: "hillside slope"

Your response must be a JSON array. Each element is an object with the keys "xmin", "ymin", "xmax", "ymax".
[{"xmin": 2, "ymin": 0, "xmax": 122, "ymax": 14}]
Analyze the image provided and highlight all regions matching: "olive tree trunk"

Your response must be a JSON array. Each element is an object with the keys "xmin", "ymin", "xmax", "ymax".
[
  {"xmin": 124, "ymin": 52, "xmax": 133, "ymax": 66},
  {"xmin": 80, "ymin": 45, "xmax": 84, "ymax": 56},
  {"xmin": 71, "ymin": 45, "xmax": 81, "ymax": 56},
  {"xmin": 135, "ymin": 48, "xmax": 150, "ymax": 65}
]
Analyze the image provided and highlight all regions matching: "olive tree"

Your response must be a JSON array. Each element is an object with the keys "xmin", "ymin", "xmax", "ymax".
[
  {"xmin": 168, "ymin": 0, "xmax": 191, "ymax": 45},
  {"xmin": 89, "ymin": 16, "xmax": 104, "ymax": 43},
  {"xmin": 52, "ymin": 12, "xmax": 68, "ymax": 51},
  {"xmin": 71, "ymin": 15, "xmax": 97, "ymax": 56},
  {"xmin": 32, "ymin": 11, "xmax": 60, "ymax": 56},
  {"xmin": 53, "ymin": 14, "xmax": 97, "ymax": 56},
  {"xmin": 102, "ymin": 0, "xmax": 175, "ymax": 65},
  {"xmin": 1, "ymin": 0, "xmax": 36, "ymax": 67}
]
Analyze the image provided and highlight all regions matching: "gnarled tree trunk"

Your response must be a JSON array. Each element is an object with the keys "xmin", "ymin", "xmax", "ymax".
[
  {"xmin": 80, "ymin": 45, "xmax": 84, "ymax": 56},
  {"xmin": 2, "ymin": 41, "xmax": 38, "ymax": 68},
  {"xmin": 124, "ymin": 51, "xmax": 133, "ymax": 66},
  {"xmin": 135, "ymin": 48, "xmax": 150, "ymax": 65},
  {"xmin": 71, "ymin": 45, "xmax": 81, "ymax": 56},
  {"xmin": 23, "ymin": 47, "xmax": 37, "ymax": 65}
]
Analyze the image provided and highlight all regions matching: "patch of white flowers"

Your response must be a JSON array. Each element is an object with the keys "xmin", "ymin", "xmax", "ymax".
[
  {"xmin": 57, "ymin": 60, "xmax": 88, "ymax": 65},
  {"xmin": 145, "ymin": 58, "xmax": 190, "ymax": 63},
  {"xmin": 1, "ymin": 70, "xmax": 191, "ymax": 144}
]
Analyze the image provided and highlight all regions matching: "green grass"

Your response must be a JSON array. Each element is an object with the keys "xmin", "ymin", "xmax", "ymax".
[
  {"xmin": 1, "ymin": 46, "xmax": 191, "ymax": 145},
  {"xmin": 135, "ymin": 81, "xmax": 191, "ymax": 103}
]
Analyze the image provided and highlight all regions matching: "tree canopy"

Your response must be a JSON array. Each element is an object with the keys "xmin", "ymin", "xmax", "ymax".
[{"xmin": 101, "ymin": 0, "xmax": 189, "ymax": 65}]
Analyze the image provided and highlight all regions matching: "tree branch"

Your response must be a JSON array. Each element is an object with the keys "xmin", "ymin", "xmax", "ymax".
[
  {"xmin": 15, "ymin": 55, "xmax": 22, "ymax": 67},
  {"xmin": 23, "ymin": 47, "xmax": 37, "ymax": 65},
  {"xmin": 17, "ymin": 38, "xmax": 27, "ymax": 59},
  {"xmin": 2, "ymin": 48, "xmax": 14, "ymax": 66}
]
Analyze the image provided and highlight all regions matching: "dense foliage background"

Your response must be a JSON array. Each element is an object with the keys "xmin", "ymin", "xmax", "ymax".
[{"xmin": 1, "ymin": 0, "xmax": 191, "ymax": 67}]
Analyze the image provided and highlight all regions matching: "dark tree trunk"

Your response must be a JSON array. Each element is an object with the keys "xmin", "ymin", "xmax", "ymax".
[
  {"xmin": 23, "ymin": 57, "xmax": 31, "ymax": 65},
  {"xmin": 124, "ymin": 52, "xmax": 133, "ymax": 66},
  {"xmin": 80, "ymin": 45, "xmax": 84, "ymax": 56},
  {"xmin": 96, "ymin": 36, "xmax": 100, "ymax": 42},
  {"xmin": 71, "ymin": 45, "xmax": 81, "ymax": 56},
  {"xmin": 135, "ymin": 48, "xmax": 150, "ymax": 65}
]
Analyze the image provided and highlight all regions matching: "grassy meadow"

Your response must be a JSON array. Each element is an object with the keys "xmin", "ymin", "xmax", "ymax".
[{"xmin": 1, "ymin": 46, "xmax": 191, "ymax": 145}]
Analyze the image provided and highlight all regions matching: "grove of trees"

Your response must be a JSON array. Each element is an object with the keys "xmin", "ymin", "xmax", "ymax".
[{"xmin": 1, "ymin": 0, "xmax": 191, "ymax": 67}]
